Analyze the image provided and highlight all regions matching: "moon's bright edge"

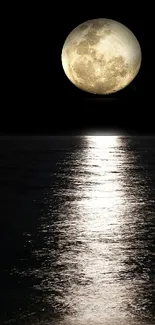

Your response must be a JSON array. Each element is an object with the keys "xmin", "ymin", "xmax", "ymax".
[{"xmin": 61, "ymin": 18, "xmax": 142, "ymax": 95}]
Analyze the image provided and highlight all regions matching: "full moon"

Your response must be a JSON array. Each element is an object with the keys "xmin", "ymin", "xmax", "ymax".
[{"xmin": 61, "ymin": 18, "xmax": 142, "ymax": 95}]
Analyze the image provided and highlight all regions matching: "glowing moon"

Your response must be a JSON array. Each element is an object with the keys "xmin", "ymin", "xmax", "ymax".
[{"xmin": 61, "ymin": 18, "xmax": 142, "ymax": 95}]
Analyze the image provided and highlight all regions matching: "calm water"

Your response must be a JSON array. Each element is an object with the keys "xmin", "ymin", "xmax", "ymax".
[{"xmin": 0, "ymin": 136, "xmax": 155, "ymax": 325}]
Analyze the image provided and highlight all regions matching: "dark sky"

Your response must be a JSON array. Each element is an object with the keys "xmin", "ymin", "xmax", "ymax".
[{"xmin": 3, "ymin": 5, "xmax": 150, "ymax": 135}]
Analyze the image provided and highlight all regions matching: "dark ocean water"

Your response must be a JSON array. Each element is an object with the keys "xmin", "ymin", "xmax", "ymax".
[{"xmin": 0, "ymin": 136, "xmax": 155, "ymax": 325}]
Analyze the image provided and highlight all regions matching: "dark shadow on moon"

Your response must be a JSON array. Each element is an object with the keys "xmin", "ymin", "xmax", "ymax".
[{"xmin": 67, "ymin": 82, "xmax": 138, "ymax": 99}]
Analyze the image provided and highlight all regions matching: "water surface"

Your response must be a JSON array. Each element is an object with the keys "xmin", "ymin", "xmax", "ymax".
[{"xmin": 0, "ymin": 136, "xmax": 155, "ymax": 324}]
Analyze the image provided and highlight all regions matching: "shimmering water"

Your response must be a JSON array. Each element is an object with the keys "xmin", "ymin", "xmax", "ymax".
[{"xmin": 0, "ymin": 136, "xmax": 155, "ymax": 325}]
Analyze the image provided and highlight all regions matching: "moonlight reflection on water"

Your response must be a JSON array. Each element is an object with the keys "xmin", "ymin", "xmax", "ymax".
[
  {"xmin": 32, "ymin": 135, "xmax": 154, "ymax": 325},
  {"xmin": 0, "ymin": 136, "xmax": 154, "ymax": 325},
  {"xmin": 55, "ymin": 135, "xmax": 129, "ymax": 325}
]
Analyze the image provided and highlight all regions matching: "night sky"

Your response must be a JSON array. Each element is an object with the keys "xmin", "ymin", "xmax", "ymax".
[{"xmin": 3, "ymin": 5, "xmax": 150, "ymax": 135}]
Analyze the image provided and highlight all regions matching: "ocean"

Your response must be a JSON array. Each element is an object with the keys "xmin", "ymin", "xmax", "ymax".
[{"xmin": 0, "ymin": 135, "xmax": 155, "ymax": 325}]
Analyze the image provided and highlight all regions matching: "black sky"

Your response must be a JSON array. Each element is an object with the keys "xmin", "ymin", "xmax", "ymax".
[{"xmin": 2, "ymin": 5, "xmax": 151, "ymax": 135}]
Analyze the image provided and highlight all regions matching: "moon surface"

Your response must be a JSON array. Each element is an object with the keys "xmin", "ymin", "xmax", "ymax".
[{"xmin": 61, "ymin": 18, "xmax": 142, "ymax": 95}]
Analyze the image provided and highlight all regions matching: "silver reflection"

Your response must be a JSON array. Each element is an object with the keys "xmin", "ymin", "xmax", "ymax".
[
  {"xmin": 61, "ymin": 135, "xmax": 129, "ymax": 325},
  {"xmin": 34, "ymin": 136, "xmax": 155, "ymax": 325}
]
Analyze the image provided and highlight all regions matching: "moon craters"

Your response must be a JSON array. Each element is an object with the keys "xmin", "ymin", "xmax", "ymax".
[
  {"xmin": 61, "ymin": 18, "xmax": 142, "ymax": 94},
  {"xmin": 73, "ymin": 59, "xmax": 95, "ymax": 83},
  {"xmin": 76, "ymin": 41, "xmax": 90, "ymax": 55}
]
